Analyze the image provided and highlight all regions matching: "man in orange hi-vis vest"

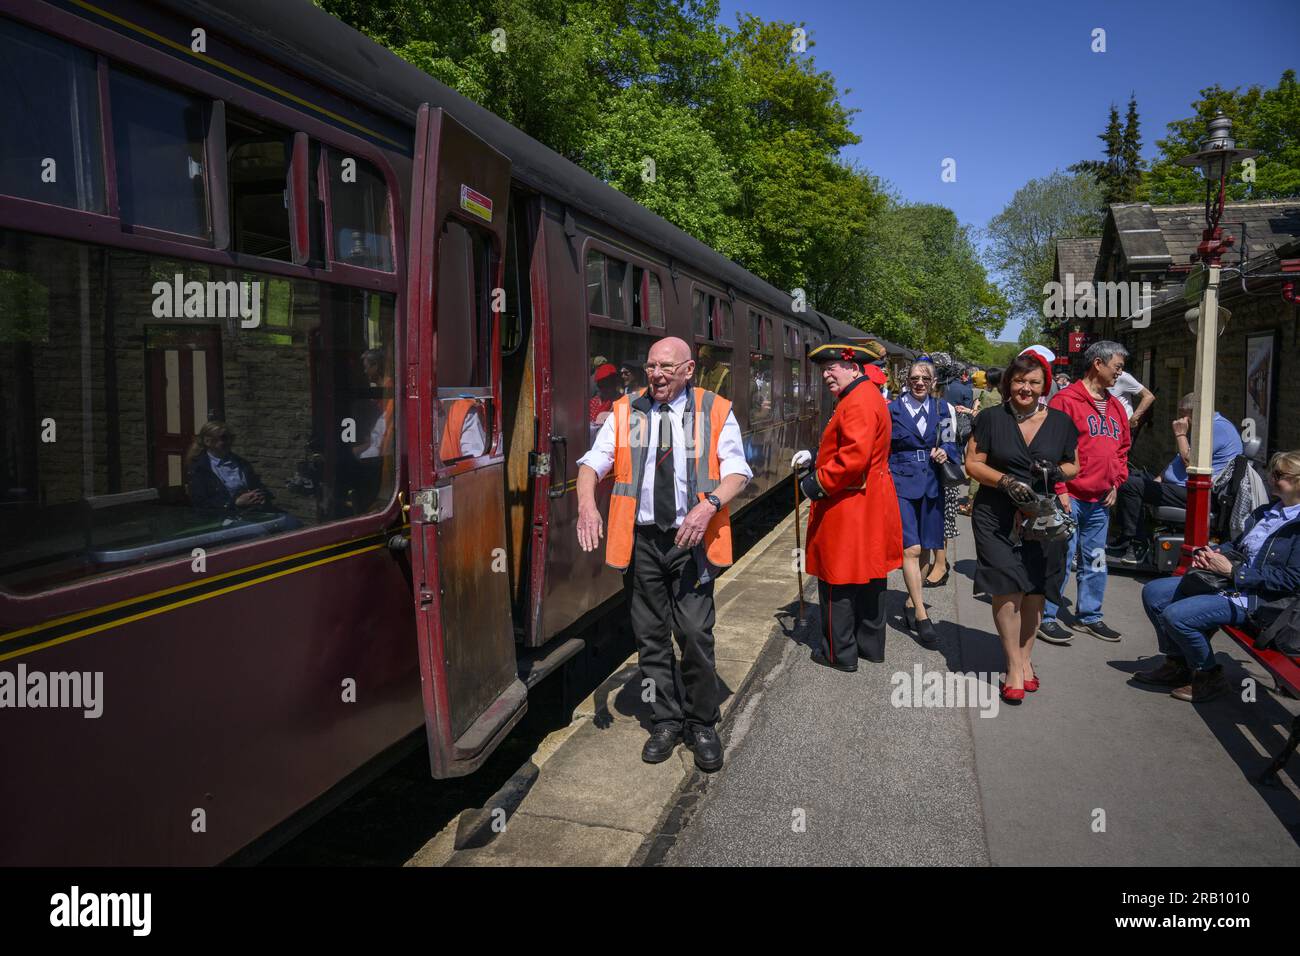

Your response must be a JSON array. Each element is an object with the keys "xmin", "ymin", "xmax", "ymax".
[{"xmin": 577, "ymin": 336, "xmax": 752, "ymax": 772}]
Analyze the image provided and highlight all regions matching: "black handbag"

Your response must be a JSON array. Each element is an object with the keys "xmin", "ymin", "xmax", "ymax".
[
  {"xmin": 1174, "ymin": 548, "xmax": 1245, "ymax": 599},
  {"xmin": 932, "ymin": 401, "xmax": 966, "ymax": 488},
  {"xmin": 1259, "ymin": 595, "xmax": 1300, "ymax": 656}
]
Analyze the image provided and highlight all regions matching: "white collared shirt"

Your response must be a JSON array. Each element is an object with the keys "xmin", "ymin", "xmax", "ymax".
[{"xmin": 577, "ymin": 388, "xmax": 752, "ymax": 527}]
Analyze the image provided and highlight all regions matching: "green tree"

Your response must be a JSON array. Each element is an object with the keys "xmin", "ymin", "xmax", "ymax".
[
  {"xmin": 984, "ymin": 170, "xmax": 1104, "ymax": 332},
  {"xmin": 858, "ymin": 203, "xmax": 1008, "ymax": 353},
  {"xmin": 1141, "ymin": 70, "xmax": 1300, "ymax": 203},
  {"xmin": 1071, "ymin": 94, "xmax": 1144, "ymax": 206}
]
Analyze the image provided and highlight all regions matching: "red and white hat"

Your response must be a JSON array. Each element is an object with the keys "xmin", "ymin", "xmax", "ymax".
[{"xmin": 1018, "ymin": 345, "xmax": 1055, "ymax": 380}]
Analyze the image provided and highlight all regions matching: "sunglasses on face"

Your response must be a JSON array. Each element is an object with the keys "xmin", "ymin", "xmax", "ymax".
[{"xmin": 908, "ymin": 375, "xmax": 932, "ymax": 383}]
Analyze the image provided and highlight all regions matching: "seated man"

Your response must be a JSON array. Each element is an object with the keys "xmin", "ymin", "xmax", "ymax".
[{"xmin": 1110, "ymin": 392, "xmax": 1243, "ymax": 564}]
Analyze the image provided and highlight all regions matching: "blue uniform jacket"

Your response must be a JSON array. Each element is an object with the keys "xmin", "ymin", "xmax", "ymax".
[
  {"xmin": 887, "ymin": 396, "xmax": 960, "ymax": 501},
  {"xmin": 1215, "ymin": 503, "xmax": 1300, "ymax": 626}
]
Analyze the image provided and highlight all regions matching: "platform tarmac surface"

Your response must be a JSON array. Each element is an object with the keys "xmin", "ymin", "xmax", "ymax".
[{"xmin": 423, "ymin": 508, "xmax": 1300, "ymax": 867}]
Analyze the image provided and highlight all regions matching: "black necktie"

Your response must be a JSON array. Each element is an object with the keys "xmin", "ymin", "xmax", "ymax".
[{"xmin": 654, "ymin": 403, "xmax": 676, "ymax": 532}]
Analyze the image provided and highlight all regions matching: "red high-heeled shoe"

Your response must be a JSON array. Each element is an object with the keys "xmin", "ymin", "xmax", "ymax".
[{"xmin": 999, "ymin": 680, "xmax": 1025, "ymax": 703}]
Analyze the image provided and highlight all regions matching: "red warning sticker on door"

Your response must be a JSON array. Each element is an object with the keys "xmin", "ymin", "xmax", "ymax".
[{"xmin": 460, "ymin": 185, "xmax": 493, "ymax": 223}]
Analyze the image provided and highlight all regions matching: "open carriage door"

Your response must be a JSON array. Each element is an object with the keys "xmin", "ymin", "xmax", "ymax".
[{"xmin": 406, "ymin": 104, "xmax": 525, "ymax": 777}]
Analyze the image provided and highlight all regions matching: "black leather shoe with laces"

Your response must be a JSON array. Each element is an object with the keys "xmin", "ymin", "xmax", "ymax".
[
  {"xmin": 684, "ymin": 724, "xmax": 724, "ymax": 772},
  {"xmin": 641, "ymin": 723, "xmax": 681, "ymax": 764}
]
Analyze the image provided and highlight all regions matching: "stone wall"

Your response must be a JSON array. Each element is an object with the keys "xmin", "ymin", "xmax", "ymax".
[{"xmin": 1118, "ymin": 292, "xmax": 1300, "ymax": 473}]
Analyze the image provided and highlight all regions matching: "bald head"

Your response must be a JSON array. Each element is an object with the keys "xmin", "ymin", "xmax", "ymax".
[
  {"xmin": 645, "ymin": 335, "xmax": 696, "ymax": 403},
  {"xmin": 648, "ymin": 336, "xmax": 692, "ymax": 366}
]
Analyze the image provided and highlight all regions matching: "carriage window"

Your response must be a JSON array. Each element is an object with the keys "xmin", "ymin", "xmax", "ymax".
[
  {"xmin": 693, "ymin": 290, "xmax": 709, "ymax": 338},
  {"xmin": 605, "ymin": 256, "xmax": 628, "ymax": 325},
  {"xmin": 0, "ymin": 18, "xmax": 105, "ymax": 212},
  {"xmin": 632, "ymin": 266, "xmax": 664, "ymax": 329},
  {"xmin": 436, "ymin": 219, "xmax": 494, "ymax": 464},
  {"xmin": 328, "ymin": 151, "xmax": 392, "ymax": 271},
  {"xmin": 696, "ymin": 343, "xmax": 733, "ymax": 400},
  {"xmin": 783, "ymin": 324, "xmax": 801, "ymax": 419},
  {"xmin": 587, "ymin": 327, "xmax": 653, "ymax": 445},
  {"xmin": 227, "ymin": 110, "xmax": 292, "ymax": 259},
  {"xmin": 110, "ymin": 68, "xmax": 210, "ymax": 239},
  {"xmin": 0, "ymin": 228, "xmax": 396, "ymax": 595}
]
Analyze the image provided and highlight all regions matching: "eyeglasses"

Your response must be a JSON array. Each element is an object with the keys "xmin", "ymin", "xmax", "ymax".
[
  {"xmin": 908, "ymin": 375, "xmax": 933, "ymax": 383},
  {"xmin": 1271, "ymin": 470, "xmax": 1299, "ymax": 482},
  {"xmin": 644, "ymin": 362, "xmax": 687, "ymax": 374}
]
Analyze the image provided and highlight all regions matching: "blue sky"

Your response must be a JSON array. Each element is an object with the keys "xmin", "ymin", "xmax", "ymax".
[{"xmin": 716, "ymin": 0, "xmax": 1300, "ymax": 337}]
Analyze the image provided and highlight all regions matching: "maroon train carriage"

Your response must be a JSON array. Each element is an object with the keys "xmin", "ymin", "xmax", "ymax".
[{"xmin": 0, "ymin": 0, "xmax": 847, "ymax": 865}]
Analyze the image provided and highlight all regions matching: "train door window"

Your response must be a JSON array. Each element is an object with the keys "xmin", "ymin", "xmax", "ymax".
[
  {"xmin": 326, "ymin": 150, "xmax": 393, "ymax": 271},
  {"xmin": 783, "ymin": 324, "xmax": 801, "ymax": 418},
  {"xmin": 0, "ymin": 227, "xmax": 397, "ymax": 595},
  {"xmin": 0, "ymin": 18, "xmax": 105, "ymax": 212},
  {"xmin": 436, "ymin": 219, "xmax": 495, "ymax": 465},
  {"xmin": 631, "ymin": 266, "xmax": 664, "ymax": 329},
  {"xmin": 748, "ymin": 309, "xmax": 773, "ymax": 424},
  {"xmin": 110, "ymin": 68, "xmax": 211, "ymax": 239},
  {"xmin": 227, "ymin": 110, "xmax": 293, "ymax": 260}
]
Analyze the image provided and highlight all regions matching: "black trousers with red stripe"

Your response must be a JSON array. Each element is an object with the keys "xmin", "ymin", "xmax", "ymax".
[{"xmin": 817, "ymin": 578, "xmax": 887, "ymax": 666}]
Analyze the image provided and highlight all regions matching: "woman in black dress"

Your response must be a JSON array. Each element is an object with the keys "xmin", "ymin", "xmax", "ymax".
[{"xmin": 965, "ymin": 354, "xmax": 1079, "ymax": 703}]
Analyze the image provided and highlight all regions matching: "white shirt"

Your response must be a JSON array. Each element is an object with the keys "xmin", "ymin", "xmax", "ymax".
[
  {"xmin": 1108, "ymin": 370, "xmax": 1146, "ymax": 420},
  {"xmin": 577, "ymin": 388, "xmax": 752, "ymax": 527}
]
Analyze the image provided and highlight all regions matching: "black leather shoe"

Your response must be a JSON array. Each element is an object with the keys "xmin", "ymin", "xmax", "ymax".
[
  {"xmin": 923, "ymin": 571, "xmax": 949, "ymax": 588},
  {"xmin": 684, "ymin": 725, "xmax": 724, "ymax": 772},
  {"xmin": 915, "ymin": 617, "xmax": 938, "ymax": 645},
  {"xmin": 810, "ymin": 650, "xmax": 857, "ymax": 672},
  {"xmin": 641, "ymin": 723, "xmax": 681, "ymax": 764}
]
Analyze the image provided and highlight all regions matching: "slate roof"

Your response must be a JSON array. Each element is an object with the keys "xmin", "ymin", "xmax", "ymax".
[{"xmin": 1052, "ymin": 237, "xmax": 1103, "ymax": 285}]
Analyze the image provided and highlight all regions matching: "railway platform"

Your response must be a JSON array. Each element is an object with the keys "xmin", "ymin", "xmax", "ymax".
[{"xmin": 415, "ymin": 507, "xmax": 1300, "ymax": 867}]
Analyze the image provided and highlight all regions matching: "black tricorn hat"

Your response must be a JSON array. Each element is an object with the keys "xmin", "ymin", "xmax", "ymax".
[{"xmin": 808, "ymin": 340, "xmax": 887, "ymax": 366}]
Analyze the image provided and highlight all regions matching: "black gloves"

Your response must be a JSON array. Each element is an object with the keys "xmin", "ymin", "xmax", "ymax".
[
  {"xmin": 1032, "ymin": 458, "xmax": 1066, "ymax": 485},
  {"xmin": 998, "ymin": 473, "xmax": 1036, "ymax": 505}
]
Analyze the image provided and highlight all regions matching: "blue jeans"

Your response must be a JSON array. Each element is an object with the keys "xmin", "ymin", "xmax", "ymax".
[
  {"xmin": 1141, "ymin": 576, "xmax": 1248, "ymax": 671},
  {"xmin": 1044, "ymin": 498, "xmax": 1109, "ymax": 625}
]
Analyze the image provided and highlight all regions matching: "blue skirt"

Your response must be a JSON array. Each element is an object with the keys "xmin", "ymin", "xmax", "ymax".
[{"xmin": 898, "ymin": 493, "xmax": 945, "ymax": 550}]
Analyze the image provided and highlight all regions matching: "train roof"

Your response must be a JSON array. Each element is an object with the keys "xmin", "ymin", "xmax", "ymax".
[{"xmin": 152, "ymin": 0, "xmax": 837, "ymax": 336}]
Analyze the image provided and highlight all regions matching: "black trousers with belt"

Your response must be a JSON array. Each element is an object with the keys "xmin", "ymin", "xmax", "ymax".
[
  {"xmin": 624, "ymin": 525, "xmax": 721, "ymax": 730},
  {"xmin": 817, "ymin": 578, "xmax": 887, "ymax": 666}
]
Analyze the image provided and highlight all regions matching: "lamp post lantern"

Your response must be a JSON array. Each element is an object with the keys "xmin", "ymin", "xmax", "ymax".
[{"xmin": 1173, "ymin": 111, "xmax": 1258, "ymax": 567}]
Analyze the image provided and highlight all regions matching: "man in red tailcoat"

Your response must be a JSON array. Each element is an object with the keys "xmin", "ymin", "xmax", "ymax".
[{"xmin": 793, "ymin": 342, "xmax": 904, "ymax": 671}]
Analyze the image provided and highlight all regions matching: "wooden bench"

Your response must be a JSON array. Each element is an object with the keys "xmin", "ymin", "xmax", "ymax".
[{"xmin": 1221, "ymin": 623, "xmax": 1300, "ymax": 785}]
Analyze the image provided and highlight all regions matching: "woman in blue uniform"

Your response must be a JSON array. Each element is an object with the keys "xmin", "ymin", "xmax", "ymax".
[{"xmin": 888, "ymin": 359, "xmax": 960, "ymax": 643}]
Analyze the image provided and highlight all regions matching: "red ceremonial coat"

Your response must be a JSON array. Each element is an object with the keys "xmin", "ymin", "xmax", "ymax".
[{"xmin": 805, "ymin": 377, "xmax": 903, "ymax": 584}]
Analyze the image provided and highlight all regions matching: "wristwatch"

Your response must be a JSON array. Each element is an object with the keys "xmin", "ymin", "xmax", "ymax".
[{"xmin": 705, "ymin": 493, "xmax": 722, "ymax": 512}]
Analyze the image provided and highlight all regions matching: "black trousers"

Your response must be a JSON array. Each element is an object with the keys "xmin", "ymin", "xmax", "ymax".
[
  {"xmin": 817, "ymin": 578, "xmax": 887, "ymax": 666},
  {"xmin": 1114, "ymin": 471, "xmax": 1187, "ymax": 541},
  {"xmin": 624, "ymin": 526, "xmax": 721, "ymax": 730}
]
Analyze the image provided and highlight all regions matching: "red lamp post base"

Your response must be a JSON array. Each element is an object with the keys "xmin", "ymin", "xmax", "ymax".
[{"xmin": 1179, "ymin": 473, "xmax": 1214, "ymax": 570}]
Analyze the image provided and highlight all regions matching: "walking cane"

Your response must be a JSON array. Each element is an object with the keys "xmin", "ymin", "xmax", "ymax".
[{"xmin": 793, "ymin": 468, "xmax": 806, "ymax": 625}]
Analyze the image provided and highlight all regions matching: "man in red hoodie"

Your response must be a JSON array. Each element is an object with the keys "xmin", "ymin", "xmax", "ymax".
[{"xmin": 1036, "ymin": 341, "xmax": 1132, "ymax": 645}]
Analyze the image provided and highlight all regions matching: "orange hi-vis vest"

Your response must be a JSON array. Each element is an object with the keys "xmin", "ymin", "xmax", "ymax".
[{"xmin": 606, "ymin": 387, "xmax": 734, "ymax": 571}]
